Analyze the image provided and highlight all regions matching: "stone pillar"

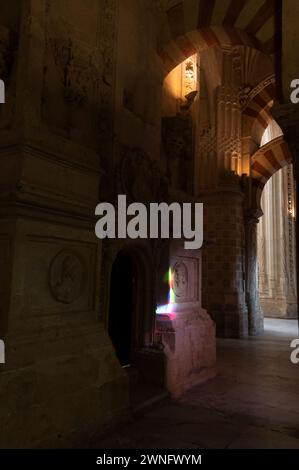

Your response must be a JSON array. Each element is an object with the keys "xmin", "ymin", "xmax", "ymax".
[
  {"xmin": 201, "ymin": 178, "xmax": 248, "ymax": 338},
  {"xmin": 196, "ymin": 48, "xmax": 249, "ymax": 338},
  {"xmin": 0, "ymin": 0, "xmax": 129, "ymax": 448},
  {"xmin": 245, "ymin": 213, "xmax": 263, "ymax": 335}
]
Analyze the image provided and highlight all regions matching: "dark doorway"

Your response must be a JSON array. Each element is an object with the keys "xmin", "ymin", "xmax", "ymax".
[{"xmin": 108, "ymin": 251, "xmax": 134, "ymax": 366}]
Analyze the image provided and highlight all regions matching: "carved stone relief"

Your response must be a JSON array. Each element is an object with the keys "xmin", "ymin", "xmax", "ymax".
[
  {"xmin": 49, "ymin": 37, "xmax": 100, "ymax": 107},
  {"xmin": 173, "ymin": 261, "xmax": 188, "ymax": 299},
  {"xmin": 217, "ymin": 85, "xmax": 242, "ymax": 175},
  {"xmin": 162, "ymin": 115, "xmax": 193, "ymax": 193},
  {"xmin": 98, "ymin": 0, "xmax": 118, "ymax": 169},
  {"xmin": 239, "ymin": 85, "xmax": 252, "ymax": 108},
  {"xmin": 170, "ymin": 256, "xmax": 198, "ymax": 303},
  {"xmin": 182, "ymin": 55, "xmax": 197, "ymax": 98},
  {"xmin": 49, "ymin": 250, "xmax": 86, "ymax": 304},
  {"xmin": 42, "ymin": 29, "xmax": 101, "ymax": 144},
  {"xmin": 42, "ymin": 0, "xmax": 117, "ymax": 149}
]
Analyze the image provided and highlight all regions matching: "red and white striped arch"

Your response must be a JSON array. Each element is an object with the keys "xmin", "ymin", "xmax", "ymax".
[
  {"xmin": 158, "ymin": 0, "xmax": 279, "ymax": 75},
  {"xmin": 251, "ymin": 136, "xmax": 293, "ymax": 213},
  {"xmin": 242, "ymin": 79, "xmax": 276, "ymax": 143},
  {"xmin": 158, "ymin": 26, "xmax": 259, "ymax": 74}
]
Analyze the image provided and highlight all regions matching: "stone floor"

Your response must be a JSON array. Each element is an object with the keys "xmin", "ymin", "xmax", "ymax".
[{"xmin": 94, "ymin": 318, "xmax": 299, "ymax": 449}]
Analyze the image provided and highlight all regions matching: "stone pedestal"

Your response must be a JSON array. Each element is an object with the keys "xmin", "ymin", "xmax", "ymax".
[
  {"xmin": 0, "ymin": 215, "xmax": 129, "ymax": 448},
  {"xmin": 155, "ymin": 242, "xmax": 216, "ymax": 398},
  {"xmin": 156, "ymin": 308, "xmax": 216, "ymax": 398}
]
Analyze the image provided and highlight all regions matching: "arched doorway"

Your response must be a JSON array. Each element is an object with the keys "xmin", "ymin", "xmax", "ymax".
[
  {"xmin": 108, "ymin": 251, "xmax": 134, "ymax": 366},
  {"xmin": 258, "ymin": 165, "xmax": 297, "ymax": 317},
  {"xmin": 107, "ymin": 246, "xmax": 167, "ymax": 407},
  {"xmin": 250, "ymin": 122, "xmax": 298, "ymax": 336}
]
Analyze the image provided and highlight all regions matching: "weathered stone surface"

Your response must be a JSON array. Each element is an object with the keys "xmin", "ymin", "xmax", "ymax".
[
  {"xmin": 156, "ymin": 308, "xmax": 216, "ymax": 397},
  {"xmin": 156, "ymin": 243, "xmax": 216, "ymax": 397},
  {"xmin": 0, "ymin": 0, "xmax": 295, "ymax": 449}
]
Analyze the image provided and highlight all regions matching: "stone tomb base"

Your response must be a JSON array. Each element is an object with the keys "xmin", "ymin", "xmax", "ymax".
[
  {"xmin": 155, "ymin": 243, "xmax": 216, "ymax": 398},
  {"xmin": 156, "ymin": 307, "xmax": 216, "ymax": 398}
]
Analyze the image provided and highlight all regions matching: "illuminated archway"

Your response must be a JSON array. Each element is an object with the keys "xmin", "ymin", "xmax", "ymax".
[
  {"xmin": 242, "ymin": 78, "xmax": 276, "ymax": 144},
  {"xmin": 251, "ymin": 136, "xmax": 293, "ymax": 215}
]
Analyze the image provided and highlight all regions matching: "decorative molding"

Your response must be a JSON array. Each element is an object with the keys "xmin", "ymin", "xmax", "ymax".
[{"xmin": 217, "ymin": 85, "xmax": 242, "ymax": 175}]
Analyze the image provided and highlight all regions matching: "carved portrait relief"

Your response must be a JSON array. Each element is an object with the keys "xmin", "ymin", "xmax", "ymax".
[
  {"xmin": 49, "ymin": 250, "xmax": 86, "ymax": 304},
  {"xmin": 173, "ymin": 261, "xmax": 188, "ymax": 299}
]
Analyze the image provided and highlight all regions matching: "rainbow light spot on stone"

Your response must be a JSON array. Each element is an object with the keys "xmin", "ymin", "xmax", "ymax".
[{"xmin": 156, "ymin": 267, "xmax": 176, "ymax": 316}]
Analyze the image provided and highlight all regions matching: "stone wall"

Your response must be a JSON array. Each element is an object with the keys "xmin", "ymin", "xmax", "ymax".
[
  {"xmin": 0, "ymin": 0, "xmax": 129, "ymax": 448},
  {"xmin": 201, "ymin": 184, "xmax": 248, "ymax": 337}
]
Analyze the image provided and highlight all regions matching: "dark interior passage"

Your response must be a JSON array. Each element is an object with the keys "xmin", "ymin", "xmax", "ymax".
[{"xmin": 108, "ymin": 252, "xmax": 134, "ymax": 366}]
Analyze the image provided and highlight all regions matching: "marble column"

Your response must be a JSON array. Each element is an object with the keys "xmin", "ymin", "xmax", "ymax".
[{"xmin": 246, "ymin": 212, "xmax": 263, "ymax": 334}]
